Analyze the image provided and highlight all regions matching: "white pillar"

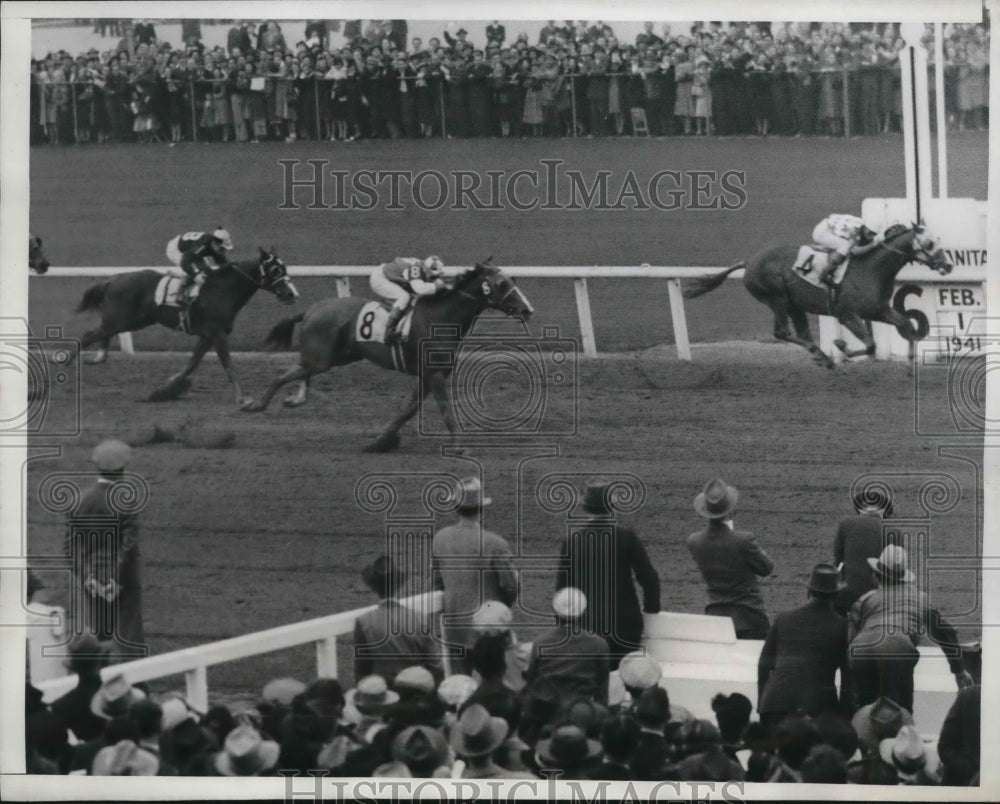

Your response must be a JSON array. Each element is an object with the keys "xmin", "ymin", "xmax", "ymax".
[
  {"xmin": 666, "ymin": 278, "xmax": 691, "ymax": 361},
  {"xmin": 118, "ymin": 332, "xmax": 135, "ymax": 354},
  {"xmin": 572, "ymin": 278, "xmax": 598, "ymax": 357},
  {"xmin": 899, "ymin": 23, "xmax": 934, "ymax": 223},
  {"xmin": 934, "ymin": 23, "xmax": 949, "ymax": 198}
]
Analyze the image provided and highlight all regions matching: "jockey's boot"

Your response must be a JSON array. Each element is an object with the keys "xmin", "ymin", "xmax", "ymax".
[
  {"xmin": 818, "ymin": 252, "xmax": 846, "ymax": 287},
  {"xmin": 181, "ymin": 274, "xmax": 206, "ymax": 330},
  {"xmin": 384, "ymin": 306, "xmax": 405, "ymax": 345}
]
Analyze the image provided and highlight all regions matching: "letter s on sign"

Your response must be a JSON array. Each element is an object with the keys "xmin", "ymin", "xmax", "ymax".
[{"xmin": 892, "ymin": 284, "xmax": 930, "ymax": 341}]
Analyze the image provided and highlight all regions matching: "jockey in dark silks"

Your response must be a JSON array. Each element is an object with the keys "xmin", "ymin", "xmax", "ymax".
[{"xmin": 165, "ymin": 228, "xmax": 235, "ymax": 306}]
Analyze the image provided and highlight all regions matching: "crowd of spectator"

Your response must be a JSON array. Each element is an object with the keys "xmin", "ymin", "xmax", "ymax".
[
  {"xmin": 26, "ymin": 473, "xmax": 981, "ymax": 785},
  {"xmin": 30, "ymin": 18, "xmax": 990, "ymax": 146}
]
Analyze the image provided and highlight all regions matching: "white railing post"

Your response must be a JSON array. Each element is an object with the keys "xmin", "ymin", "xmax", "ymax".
[
  {"xmin": 185, "ymin": 665, "xmax": 209, "ymax": 712},
  {"xmin": 573, "ymin": 278, "xmax": 598, "ymax": 357},
  {"xmin": 666, "ymin": 278, "xmax": 691, "ymax": 361},
  {"xmin": 818, "ymin": 316, "xmax": 845, "ymax": 364},
  {"xmin": 316, "ymin": 636, "xmax": 338, "ymax": 678},
  {"xmin": 118, "ymin": 332, "xmax": 135, "ymax": 354},
  {"xmin": 335, "ymin": 277, "xmax": 351, "ymax": 298}
]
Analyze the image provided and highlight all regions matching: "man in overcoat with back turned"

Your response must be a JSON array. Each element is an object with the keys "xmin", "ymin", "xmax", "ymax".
[{"xmin": 556, "ymin": 478, "xmax": 661, "ymax": 667}]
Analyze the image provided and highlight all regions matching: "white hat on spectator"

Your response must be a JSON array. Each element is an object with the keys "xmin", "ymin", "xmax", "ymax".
[
  {"xmin": 437, "ymin": 674, "xmax": 478, "ymax": 709},
  {"xmin": 393, "ymin": 666, "xmax": 436, "ymax": 695},
  {"xmin": 160, "ymin": 697, "xmax": 198, "ymax": 732},
  {"xmin": 553, "ymin": 587, "xmax": 587, "ymax": 619},
  {"xmin": 472, "ymin": 600, "xmax": 512, "ymax": 635},
  {"xmin": 618, "ymin": 652, "xmax": 662, "ymax": 690},
  {"xmin": 261, "ymin": 677, "xmax": 307, "ymax": 706},
  {"xmin": 92, "ymin": 439, "xmax": 132, "ymax": 472}
]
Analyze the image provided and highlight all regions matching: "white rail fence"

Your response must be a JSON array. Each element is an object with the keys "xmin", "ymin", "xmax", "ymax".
[
  {"xmin": 35, "ymin": 588, "xmax": 968, "ymax": 734},
  {"xmin": 36, "ymin": 264, "xmax": 971, "ymax": 361}
]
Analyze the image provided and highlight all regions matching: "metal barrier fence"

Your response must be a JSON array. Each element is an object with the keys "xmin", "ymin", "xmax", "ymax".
[{"xmin": 33, "ymin": 62, "xmax": 982, "ymax": 145}]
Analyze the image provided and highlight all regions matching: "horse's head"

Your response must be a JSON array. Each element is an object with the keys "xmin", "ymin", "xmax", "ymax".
[
  {"xmin": 456, "ymin": 257, "xmax": 534, "ymax": 319},
  {"xmin": 256, "ymin": 247, "xmax": 298, "ymax": 304},
  {"xmin": 887, "ymin": 223, "xmax": 952, "ymax": 276},
  {"xmin": 29, "ymin": 235, "xmax": 49, "ymax": 275}
]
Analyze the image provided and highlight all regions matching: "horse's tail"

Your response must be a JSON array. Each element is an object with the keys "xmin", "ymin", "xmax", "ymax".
[
  {"xmin": 683, "ymin": 261, "xmax": 747, "ymax": 299},
  {"xmin": 76, "ymin": 281, "xmax": 110, "ymax": 313},
  {"xmin": 265, "ymin": 313, "xmax": 305, "ymax": 350}
]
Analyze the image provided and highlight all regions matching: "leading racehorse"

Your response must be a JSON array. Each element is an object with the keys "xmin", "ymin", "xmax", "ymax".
[
  {"xmin": 684, "ymin": 224, "xmax": 952, "ymax": 368},
  {"xmin": 242, "ymin": 258, "xmax": 535, "ymax": 453},
  {"xmin": 72, "ymin": 248, "xmax": 298, "ymax": 406}
]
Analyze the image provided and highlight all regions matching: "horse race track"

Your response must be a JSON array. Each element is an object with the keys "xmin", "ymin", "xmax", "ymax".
[{"xmin": 26, "ymin": 133, "xmax": 987, "ymax": 697}]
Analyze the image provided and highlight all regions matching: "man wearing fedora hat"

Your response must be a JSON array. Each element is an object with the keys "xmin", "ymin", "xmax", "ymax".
[
  {"xmin": 556, "ymin": 477, "xmax": 661, "ymax": 665},
  {"xmin": 832, "ymin": 488, "xmax": 895, "ymax": 616},
  {"xmin": 848, "ymin": 544, "xmax": 972, "ymax": 713},
  {"xmin": 878, "ymin": 724, "xmax": 938, "ymax": 784},
  {"xmin": 757, "ymin": 563, "xmax": 851, "ymax": 732},
  {"xmin": 64, "ymin": 439, "xmax": 146, "ymax": 659},
  {"xmin": 451, "ymin": 703, "xmax": 538, "ymax": 779},
  {"xmin": 535, "ymin": 722, "xmax": 604, "ymax": 779},
  {"xmin": 686, "ymin": 478, "xmax": 774, "ymax": 639},
  {"xmin": 354, "ymin": 554, "xmax": 442, "ymax": 684},
  {"xmin": 50, "ymin": 634, "xmax": 112, "ymax": 742},
  {"xmin": 432, "ymin": 477, "xmax": 519, "ymax": 673}
]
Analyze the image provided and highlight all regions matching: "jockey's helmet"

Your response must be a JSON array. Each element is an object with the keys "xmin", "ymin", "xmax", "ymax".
[
  {"xmin": 212, "ymin": 228, "xmax": 234, "ymax": 250},
  {"xmin": 423, "ymin": 256, "xmax": 444, "ymax": 276}
]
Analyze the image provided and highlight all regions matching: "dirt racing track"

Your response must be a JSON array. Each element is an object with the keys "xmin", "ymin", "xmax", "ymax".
[{"xmin": 26, "ymin": 134, "xmax": 987, "ymax": 697}]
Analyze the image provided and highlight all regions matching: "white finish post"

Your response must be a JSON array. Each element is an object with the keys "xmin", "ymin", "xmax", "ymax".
[
  {"xmin": 899, "ymin": 23, "xmax": 934, "ymax": 223},
  {"xmin": 818, "ymin": 316, "xmax": 845, "ymax": 364},
  {"xmin": 573, "ymin": 277, "xmax": 598, "ymax": 357},
  {"xmin": 118, "ymin": 332, "xmax": 135, "ymax": 354},
  {"xmin": 666, "ymin": 278, "xmax": 691, "ymax": 361},
  {"xmin": 335, "ymin": 277, "xmax": 351, "ymax": 298},
  {"xmin": 934, "ymin": 23, "xmax": 948, "ymax": 198},
  {"xmin": 184, "ymin": 666, "xmax": 209, "ymax": 712},
  {"xmin": 316, "ymin": 636, "xmax": 338, "ymax": 678}
]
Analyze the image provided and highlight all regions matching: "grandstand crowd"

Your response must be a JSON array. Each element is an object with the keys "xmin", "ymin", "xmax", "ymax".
[
  {"xmin": 25, "ymin": 470, "xmax": 981, "ymax": 785},
  {"xmin": 30, "ymin": 18, "xmax": 990, "ymax": 145}
]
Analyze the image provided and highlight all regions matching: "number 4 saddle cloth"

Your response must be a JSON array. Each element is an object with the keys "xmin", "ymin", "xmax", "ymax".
[
  {"xmin": 355, "ymin": 302, "xmax": 416, "ymax": 345},
  {"xmin": 792, "ymin": 245, "xmax": 850, "ymax": 288}
]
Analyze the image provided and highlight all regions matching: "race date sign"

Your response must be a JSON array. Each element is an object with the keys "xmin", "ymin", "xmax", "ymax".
[{"xmin": 930, "ymin": 284, "xmax": 986, "ymax": 359}]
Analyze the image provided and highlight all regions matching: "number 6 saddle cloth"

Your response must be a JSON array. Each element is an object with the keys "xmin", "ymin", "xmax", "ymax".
[
  {"xmin": 792, "ymin": 244, "xmax": 850, "ymax": 289},
  {"xmin": 355, "ymin": 302, "xmax": 416, "ymax": 345}
]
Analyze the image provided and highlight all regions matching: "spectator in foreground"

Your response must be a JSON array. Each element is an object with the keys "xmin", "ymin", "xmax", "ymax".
[
  {"xmin": 49, "ymin": 634, "xmax": 111, "ymax": 743},
  {"xmin": 353, "ymin": 554, "xmax": 442, "ymax": 684},
  {"xmin": 556, "ymin": 477, "xmax": 661, "ymax": 666},
  {"xmin": 848, "ymin": 545, "xmax": 972, "ymax": 713},
  {"xmin": 526, "ymin": 587, "xmax": 610, "ymax": 704},
  {"xmin": 432, "ymin": 477, "xmax": 519, "ymax": 675},
  {"xmin": 450, "ymin": 703, "xmax": 537, "ymax": 779},
  {"xmin": 756, "ymin": 563, "xmax": 850, "ymax": 731},
  {"xmin": 686, "ymin": 478, "xmax": 774, "ymax": 639},
  {"xmin": 832, "ymin": 488, "xmax": 893, "ymax": 615},
  {"xmin": 936, "ymin": 684, "xmax": 980, "ymax": 786}
]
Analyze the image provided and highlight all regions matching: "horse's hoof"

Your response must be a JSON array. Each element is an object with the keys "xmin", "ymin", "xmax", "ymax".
[
  {"xmin": 236, "ymin": 396, "xmax": 254, "ymax": 410},
  {"xmin": 282, "ymin": 396, "xmax": 306, "ymax": 408},
  {"xmin": 83, "ymin": 357, "xmax": 106, "ymax": 366}
]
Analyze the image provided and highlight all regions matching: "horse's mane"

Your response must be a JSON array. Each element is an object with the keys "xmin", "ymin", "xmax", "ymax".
[{"xmin": 882, "ymin": 223, "xmax": 910, "ymax": 242}]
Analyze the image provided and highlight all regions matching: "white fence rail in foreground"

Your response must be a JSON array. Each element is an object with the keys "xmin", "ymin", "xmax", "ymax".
[
  {"xmin": 35, "ymin": 589, "xmax": 966, "ymax": 735},
  {"xmin": 37, "ymin": 264, "xmax": 977, "ymax": 361}
]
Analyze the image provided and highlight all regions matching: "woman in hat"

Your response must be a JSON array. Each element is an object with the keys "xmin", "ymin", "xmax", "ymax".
[
  {"xmin": 686, "ymin": 478, "xmax": 773, "ymax": 639},
  {"xmin": 847, "ymin": 545, "xmax": 972, "ymax": 713},
  {"xmin": 535, "ymin": 722, "xmax": 603, "ymax": 780}
]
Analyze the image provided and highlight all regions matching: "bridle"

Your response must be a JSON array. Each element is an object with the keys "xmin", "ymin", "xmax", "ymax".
[
  {"xmin": 232, "ymin": 253, "xmax": 294, "ymax": 293},
  {"xmin": 450, "ymin": 270, "xmax": 523, "ymax": 313}
]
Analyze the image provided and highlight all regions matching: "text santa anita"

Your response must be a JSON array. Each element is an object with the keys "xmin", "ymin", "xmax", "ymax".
[{"xmin": 278, "ymin": 159, "xmax": 747, "ymax": 212}]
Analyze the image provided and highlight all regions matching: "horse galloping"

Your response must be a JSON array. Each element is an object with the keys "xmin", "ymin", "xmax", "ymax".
[
  {"xmin": 684, "ymin": 224, "xmax": 952, "ymax": 368},
  {"xmin": 72, "ymin": 248, "xmax": 298, "ymax": 406},
  {"xmin": 242, "ymin": 258, "xmax": 535, "ymax": 453}
]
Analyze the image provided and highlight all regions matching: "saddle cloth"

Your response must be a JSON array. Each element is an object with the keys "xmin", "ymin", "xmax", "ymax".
[
  {"xmin": 356, "ymin": 301, "xmax": 415, "ymax": 345},
  {"xmin": 154, "ymin": 274, "xmax": 187, "ymax": 307},
  {"xmin": 792, "ymin": 245, "xmax": 850, "ymax": 288}
]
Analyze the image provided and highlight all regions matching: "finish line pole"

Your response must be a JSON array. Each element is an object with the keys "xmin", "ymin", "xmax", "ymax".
[
  {"xmin": 934, "ymin": 23, "xmax": 949, "ymax": 198},
  {"xmin": 899, "ymin": 23, "xmax": 933, "ymax": 223}
]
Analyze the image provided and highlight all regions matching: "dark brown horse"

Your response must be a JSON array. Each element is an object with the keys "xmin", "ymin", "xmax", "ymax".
[
  {"xmin": 684, "ymin": 224, "xmax": 952, "ymax": 367},
  {"xmin": 242, "ymin": 258, "xmax": 535, "ymax": 452},
  {"xmin": 72, "ymin": 248, "xmax": 298, "ymax": 405},
  {"xmin": 29, "ymin": 235, "xmax": 50, "ymax": 274}
]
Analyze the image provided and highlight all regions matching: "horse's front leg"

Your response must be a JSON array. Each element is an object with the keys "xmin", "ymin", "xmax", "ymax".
[
  {"xmin": 213, "ymin": 336, "xmax": 251, "ymax": 408},
  {"xmin": 147, "ymin": 337, "xmax": 211, "ymax": 402},
  {"xmin": 833, "ymin": 313, "xmax": 877, "ymax": 360},
  {"xmin": 364, "ymin": 382, "xmax": 427, "ymax": 453}
]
